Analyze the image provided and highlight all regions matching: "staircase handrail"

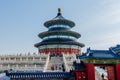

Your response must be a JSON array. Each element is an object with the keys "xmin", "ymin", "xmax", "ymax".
[
  {"xmin": 62, "ymin": 53, "xmax": 70, "ymax": 72},
  {"xmin": 43, "ymin": 53, "xmax": 50, "ymax": 72}
]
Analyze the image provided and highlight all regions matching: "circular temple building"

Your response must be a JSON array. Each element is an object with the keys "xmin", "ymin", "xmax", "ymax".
[{"xmin": 35, "ymin": 8, "xmax": 85, "ymax": 55}]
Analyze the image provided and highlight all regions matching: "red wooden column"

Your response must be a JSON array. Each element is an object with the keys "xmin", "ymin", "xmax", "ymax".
[
  {"xmin": 85, "ymin": 64, "xmax": 95, "ymax": 80},
  {"xmin": 115, "ymin": 64, "xmax": 120, "ymax": 80}
]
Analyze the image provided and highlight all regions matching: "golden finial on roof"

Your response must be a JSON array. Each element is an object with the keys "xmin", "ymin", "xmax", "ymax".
[{"xmin": 58, "ymin": 8, "xmax": 61, "ymax": 13}]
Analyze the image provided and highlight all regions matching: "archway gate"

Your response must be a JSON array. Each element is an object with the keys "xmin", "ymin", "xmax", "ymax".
[
  {"xmin": 73, "ymin": 63, "xmax": 120, "ymax": 80},
  {"xmin": 77, "ymin": 47, "xmax": 120, "ymax": 80},
  {"xmin": 85, "ymin": 64, "xmax": 120, "ymax": 80}
]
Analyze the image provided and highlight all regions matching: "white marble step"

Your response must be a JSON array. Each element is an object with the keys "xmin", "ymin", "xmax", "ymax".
[{"xmin": 46, "ymin": 56, "xmax": 64, "ymax": 71}]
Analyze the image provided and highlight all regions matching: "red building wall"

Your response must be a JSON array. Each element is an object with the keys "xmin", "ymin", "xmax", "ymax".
[
  {"xmin": 39, "ymin": 48, "xmax": 81, "ymax": 55},
  {"xmin": 85, "ymin": 64, "xmax": 95, "ymax": 80},
  {"xmin": 74, "ymin": 70, "xmax": 86, "ymax": 80},
  {"xmin": 115, "ymin": 64, "xmax": 120, "ymax": 80}
]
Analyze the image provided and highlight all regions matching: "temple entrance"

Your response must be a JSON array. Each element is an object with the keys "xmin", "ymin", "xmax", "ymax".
[{"xmin": 95, "ymin": 65, "xmax": 115, "ymax": 80}]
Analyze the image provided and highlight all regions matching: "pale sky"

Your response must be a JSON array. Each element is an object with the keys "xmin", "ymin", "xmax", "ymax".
[{"xmin": 0, "ymin": 0, "xmax": 120, "ymax": 54}]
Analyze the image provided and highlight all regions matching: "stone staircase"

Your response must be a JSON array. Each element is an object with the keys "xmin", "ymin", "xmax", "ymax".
[{"xmin": 46, "ymin": 56, "xmax": 64, "ymax": 72}]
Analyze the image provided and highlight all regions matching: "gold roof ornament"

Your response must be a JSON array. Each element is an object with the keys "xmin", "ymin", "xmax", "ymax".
[{"xmin": 58, "ymin": 8, "xmax": 61, "ymax": 13}]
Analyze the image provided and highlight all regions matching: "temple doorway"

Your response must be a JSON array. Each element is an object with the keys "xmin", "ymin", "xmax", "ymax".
[{"xmin": 95, "ymin": 65, "xmax": 115, "ymax": 80}]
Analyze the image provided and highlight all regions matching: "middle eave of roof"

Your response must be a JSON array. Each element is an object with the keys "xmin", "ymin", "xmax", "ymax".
[
  {"xmin": 34, "ymin": 41, "xmax": 85, "ymax": 48},
  {"xmin": 38, "ymin": 30, "xmax": 81, "ymax": 39}
]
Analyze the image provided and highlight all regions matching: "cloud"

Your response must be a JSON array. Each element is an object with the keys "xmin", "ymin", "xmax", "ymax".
[
  {"xmin": 86, "ymin": 31, "xmax": 120, "ymax": 50},
  {"xmin": 97, "ymin": 1, "xmax": 120, "ymax": 24},
  {"xmin": 81, "ymin": 1, "xmax": 120, "ymax": 51}
]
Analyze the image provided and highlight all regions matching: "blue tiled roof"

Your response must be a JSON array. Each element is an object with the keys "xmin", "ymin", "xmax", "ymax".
[
  {"xmin": 111, "ymin": 45, "xmax": 120, "ymax": 51},
  {"xmin": 6, "ymin": 72, "xmax": 73, "ymax": 79},
  {"xmin": 42, "ymin": 38, "xmax": 74, "ymax": 42},
  {"xmin": 79, "ymin": 47, "xmax": 120, "ymax": 59},
  {"xmin": 35, "ymin": 41, "xmax": 85, "ymax": 47},
  {"xmin": 110, "ymin": 45, "xmax": 120, "ymax": 55},
  {"xmin": 44, "ymin": 12, "xmax": 75, "ymax": 28},
  {"xmin": 89, "ymin": 50, "xmax": 115, "ymax": 58},
  {"xmin": 38, "ymin": 30, "xmax": 81, "ymax": 39},
  {"xmin": 49, "ymin": 27, "xmax": 69, "ymax": 31}
]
